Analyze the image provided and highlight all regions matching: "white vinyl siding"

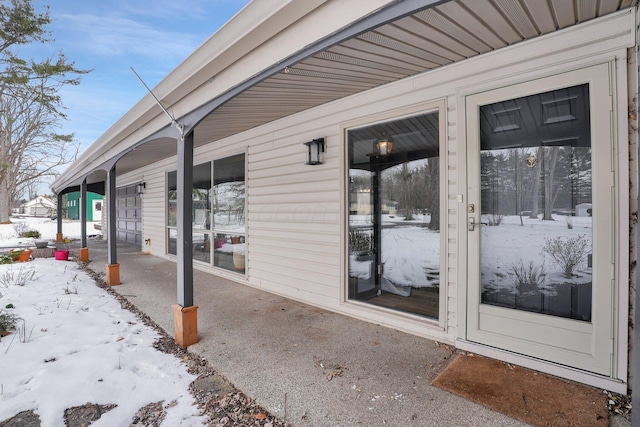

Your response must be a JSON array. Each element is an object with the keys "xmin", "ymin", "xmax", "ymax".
[{"xmin": 118, "ymin": 10, "xmax": 633, "ymax": 363}]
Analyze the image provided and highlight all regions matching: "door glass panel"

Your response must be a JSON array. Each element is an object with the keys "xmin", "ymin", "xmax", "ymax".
[
  {"xmin": 479, "ymin": 84, "xmax": 592, "ymax": 322},
  {"xmin": 347, "ymin": 112, "xmax": 440, "ymax": 319}
]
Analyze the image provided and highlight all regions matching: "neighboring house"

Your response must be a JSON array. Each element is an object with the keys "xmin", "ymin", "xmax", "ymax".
[
  {"xmin": 65, "ymin": 191, "xmax": 103, "ymax": 222},
  {"xmin": 51, "ymin": 0, "xmax": 639, "ymax": 396},
  {"xmin": 21, "ymin": 196, "xmax": 55, "ymax": 217}
]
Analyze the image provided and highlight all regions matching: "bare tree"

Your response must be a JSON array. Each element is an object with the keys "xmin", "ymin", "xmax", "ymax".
[
  {"xmin": 422, "ymin": 158, "xmax": 439, "ymax": 231},
  {"xmin": 396, "ymin": 163, "xmax": 417, "ymax": 221},
  {"xmin": 0, "ymin": 0, "xmax": 89, "ymax": 222},
  {"xmin": 528, "ymin": 147, "xmax": 543, "ymax": 219},
  {"xmin": 0, "ymin": 63, "xmax": 83, "ymax": 221}
]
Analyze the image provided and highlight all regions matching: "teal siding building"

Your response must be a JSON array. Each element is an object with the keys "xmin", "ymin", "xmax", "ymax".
[{"xmin": 66, "ymin": 191, "xmax": 103, "ymax": 221}]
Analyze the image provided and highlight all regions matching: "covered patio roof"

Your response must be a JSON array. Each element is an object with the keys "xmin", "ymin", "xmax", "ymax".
[{"xmin": 51, "ymin": 0, "xmax": 637, "ymax": 191}]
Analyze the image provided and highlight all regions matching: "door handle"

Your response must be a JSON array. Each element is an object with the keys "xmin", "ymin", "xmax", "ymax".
[{"xmin": 468, "ymin": 217, "xmax": 476, "ymax": 231}]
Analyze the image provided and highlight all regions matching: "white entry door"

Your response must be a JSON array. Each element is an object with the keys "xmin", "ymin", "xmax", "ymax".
[
  {"xmin": 466, "ymin": 63, "xmax": 615, "ymax": 376},
  {"xmin": 92, "ymin": 200, "xmax": 102, "ymax": 222}
]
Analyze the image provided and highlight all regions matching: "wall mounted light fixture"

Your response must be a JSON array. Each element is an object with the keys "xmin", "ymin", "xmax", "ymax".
[
  {"xmin": 376, "ymin": 138, "xmax": 393, "ymax": 156},
  {"xmin": 304, "ymin": 138, "xmax": 325, "ymax": 165},
  {"xmin": 367, "ymin": 137, "xmax": 394, "ymax": 158},
  {"xmin": 136, "ymin": 182, "xmax": 146, "ymax": 196}
]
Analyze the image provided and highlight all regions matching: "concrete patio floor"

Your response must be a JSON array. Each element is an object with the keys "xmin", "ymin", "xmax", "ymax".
[{"xmin": 73, "ymin": 238, "xmax": 552, "ymax": 426}]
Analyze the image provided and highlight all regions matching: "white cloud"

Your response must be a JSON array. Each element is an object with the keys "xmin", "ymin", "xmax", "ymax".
[{"xmin": 57, "ymin": 13, "xmax": 199, "ymax": 62}]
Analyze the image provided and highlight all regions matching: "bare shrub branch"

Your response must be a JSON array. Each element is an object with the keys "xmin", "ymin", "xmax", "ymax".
[
  {"xmin": 0, "ymin": 265, "xmax": 41, "ymax": 287},
  {"xmin": 541, "ymin": 235, "xmax": 590, "ymax": 278},
  {"xmin": 508, "ymin": 259, "xmax": 546, "ymax": 292}
]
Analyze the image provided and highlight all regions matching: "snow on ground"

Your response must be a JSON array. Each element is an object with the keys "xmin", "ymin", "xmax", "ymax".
[
  {"xmin": 348, "ymin": 212, "xmax": 592, "ymax": 299},
  {"xmin": 0, "ymin": 216, "xmax": 101, "ymax": 250},
  {"xmin": 349, "ymin": 213, "xmax": 440, "ymax": 291},
  {"xmin": 481, "ymin": 214, "xmax": 593, "ymax": 292},
  {"xmin": 0, "ymin": 218, "xmax": 204, "ymax": 426}
]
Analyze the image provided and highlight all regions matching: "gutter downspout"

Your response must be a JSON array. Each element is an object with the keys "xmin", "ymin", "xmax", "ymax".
[{"xmin": 633, "ymin": 6, "xmax": 640, "ymax": 425}]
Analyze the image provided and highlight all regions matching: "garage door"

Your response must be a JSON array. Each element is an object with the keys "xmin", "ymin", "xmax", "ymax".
[{"xmin": 116, "ymin": 184, "xmax": 142, "ymax": 246}]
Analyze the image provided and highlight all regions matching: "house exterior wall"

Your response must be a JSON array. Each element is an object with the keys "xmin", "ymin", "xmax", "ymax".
[
  {"xmin": 21, "ymin": 197, "xmax": 56, "ymax": 217},
  {"xmin": 116, "ymin": 9, "xmax": 636, "ymax": 392},
  {"xmin": 65, "ymin": 192, "xmax": 103, "ymax": 222}
]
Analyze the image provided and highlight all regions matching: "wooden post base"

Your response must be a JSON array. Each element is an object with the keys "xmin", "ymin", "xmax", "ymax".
[
  {"xmin": 79, "ymin": 247, "xmax": 89, "ymax": 262},
  {"xmin": 106, "ymin": 263, "xmax": 121, "ymax": 286},
  {"xmin": 172, "ymin": 304, "xmax": 199, "ymax": 348},
  {"xmin": 56, "ymin": 232, "xmax": 63, "ymax": 243}
]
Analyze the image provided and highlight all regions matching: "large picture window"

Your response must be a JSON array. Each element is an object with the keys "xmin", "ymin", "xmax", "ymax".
[
  {"xmin": 347, "ymin": 112, "xmax": 441, "ymax": 319},
  {"xmin": 167, "ymin": 154, "xmax": 245, "ymax": 273}
]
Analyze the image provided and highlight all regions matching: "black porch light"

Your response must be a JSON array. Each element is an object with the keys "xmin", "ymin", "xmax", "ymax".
[
  {"xmin": 136, "ymin": 181, "xmax": 146, "ymax": 196},
  {"xmin": 304, "ymin": 137, "xmax": 325, "ymax": 165}
]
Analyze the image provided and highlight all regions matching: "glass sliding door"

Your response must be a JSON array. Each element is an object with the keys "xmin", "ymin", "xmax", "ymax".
[{"xmin": 347, "ymin": 111, "xmax": 441, "ymax": 319}]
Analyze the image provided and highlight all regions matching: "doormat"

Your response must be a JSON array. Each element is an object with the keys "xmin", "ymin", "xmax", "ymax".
[{"xmin": 432, "ymin": 354, "xmax": 608, "ymax": 427}]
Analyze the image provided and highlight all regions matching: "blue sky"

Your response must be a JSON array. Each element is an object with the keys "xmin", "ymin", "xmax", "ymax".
[{"xmin": 18, "ymin": 0, "xmax": 250, "ymax": 191}]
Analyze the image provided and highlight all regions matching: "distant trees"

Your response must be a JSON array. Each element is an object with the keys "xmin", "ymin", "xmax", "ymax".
[
  {"xmin": 480, "ymin": 146, "xmax": 592, "ymax": 220},
  {"xmin": 0, "ymin": 0, "xmax": 90, "ymax": 222},
  {"xmin": 382, "ymin": 158, "xmax": 440, "ymax": 231}
]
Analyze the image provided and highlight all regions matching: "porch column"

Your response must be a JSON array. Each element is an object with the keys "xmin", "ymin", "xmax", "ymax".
[
  {"xmin": 173, "ymin": 129, "xmax": 198, "ymax": 347},
  {"xmin": 56, "ymin": 192, "xmax": 63, "ymax": 243},
  {"xmin": 79, "ymin": 180, "xmax": 89, "ymax": 262},
  {"xmin": 105, "ymin": 166, "xmax": 120, "ymax": 285}
]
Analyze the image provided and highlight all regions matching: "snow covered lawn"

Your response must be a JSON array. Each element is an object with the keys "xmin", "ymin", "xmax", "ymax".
[{"xmin": 0, "ymin": 218, "xmax": 205, "ymax": 426}]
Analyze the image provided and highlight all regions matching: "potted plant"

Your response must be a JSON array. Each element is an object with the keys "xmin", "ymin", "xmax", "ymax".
[{"xmin": 10, "ymin": 248, "xmax": 32, "ymax": 262}]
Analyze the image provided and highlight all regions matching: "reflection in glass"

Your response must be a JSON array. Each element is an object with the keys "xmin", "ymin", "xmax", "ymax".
[
  {"xmin": 168, "ymin": 228, "xmax": 177, "ymax": 256},
  {"xmin": 212, "ymin": 154, "xmax": 245, "ymax": 272},
  {"xmin": 167, "ymin": 156, "xmax": 245, "ymax": 273},
  {"xmin": 193, "ymin": 162, "xmax": 212, "ymax": 230},
  {"xmin": 479, "ymin": 84, "xmax": 592, "ymax": 321},
  {"xmin": 347, "ymin": 112, "xmax": 440, "ymax": 319},
  {"xmin": 167, "ymin": 171, "xmax": 177, "ymax": 227},
  {"xmin": 192, "ymin": 232, "xmax": 210, "ymax": 263},
  {"xmin": 212, "ymin": 233, "xmax": 245, "ymax": 272},
  {"xmin": 213, "ymin": 154, "xmax": 245, "ymax": 233}
]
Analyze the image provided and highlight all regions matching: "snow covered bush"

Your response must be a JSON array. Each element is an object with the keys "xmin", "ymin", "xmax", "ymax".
[
  {"xmin": 484, "ymin": 214, "xmax": 504, "ymax": 226},
  {"xmin": 0, "ymin": 306, "xmax": 20, "ymax": 336},
  {"xmin": 541, "ymin": 234, "xmax": 590, "ymax": 278},
  {"xmin": 12, "ymin": 222, "xmax": 28, "ymax": 237},
  {"xmin": 23, "ymin": 230, "xmax": 41, "ymax": 238},
  {"xmin": 508, "ymin": 259, "xmax": 546, "ymax": 292},
  {"xmin": 349, "ymin": 229, "xmax": 373, "ymax": 256}
]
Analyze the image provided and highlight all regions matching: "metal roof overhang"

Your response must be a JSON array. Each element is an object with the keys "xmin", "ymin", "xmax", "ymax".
[{"xmin": 53, "ymin": 0, "xmax": 637, "ymax": 193}]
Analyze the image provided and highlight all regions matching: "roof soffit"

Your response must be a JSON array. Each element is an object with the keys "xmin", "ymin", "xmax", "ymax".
[{"xmin": 53, "ymin": 0, "xmax": 638, "ymax": 190}]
